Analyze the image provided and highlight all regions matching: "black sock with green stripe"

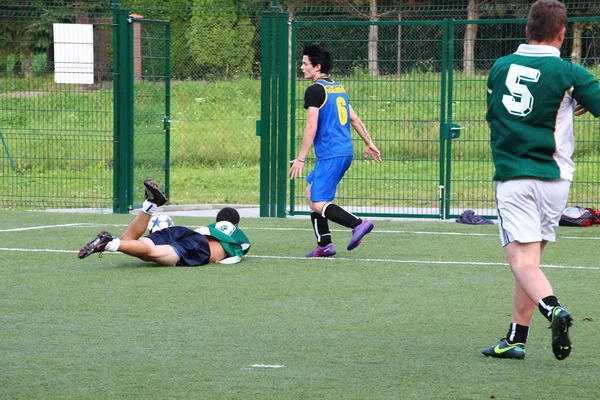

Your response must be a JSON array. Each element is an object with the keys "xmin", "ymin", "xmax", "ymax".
[{"xmin": 538, "ymin": 295, "xmax": 560, "ymax": 322}]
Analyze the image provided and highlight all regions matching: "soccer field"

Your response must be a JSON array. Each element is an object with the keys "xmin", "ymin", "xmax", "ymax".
[{"xmin": 1, "ymin": 210, "xmax": 599, "ymax": 399}]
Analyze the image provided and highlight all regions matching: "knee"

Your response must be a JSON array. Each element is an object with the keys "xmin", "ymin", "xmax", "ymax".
[{"xmin": 310, "ymin": 202, "xmax": 325, "ymax": 214}]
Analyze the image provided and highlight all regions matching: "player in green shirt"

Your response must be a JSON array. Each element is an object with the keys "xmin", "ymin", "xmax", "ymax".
[
  {"xmin": 482, "ymin": 0, "xmax": 600, "ymax": 361},
  {"xmin": 78, "ymin": 179, "xmax": 250, "ymax": 266}
]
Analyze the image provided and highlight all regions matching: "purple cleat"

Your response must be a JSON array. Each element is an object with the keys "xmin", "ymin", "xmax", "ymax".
[
  {"xmin": 347, "ymin": 220, "xmax": 374, "ymax": 250},
  {"xmin": 305, "ymin": 243, "xmax": 337, "ymax": 258}
]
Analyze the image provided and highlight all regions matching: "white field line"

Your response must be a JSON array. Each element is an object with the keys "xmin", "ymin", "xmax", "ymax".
[
  {"xmin": 0, "ymin": 223, "xmax": 129, "ymax": 233},
  {"xmin": 1, "ymin": 223, "xmax": 599, "ymax": 241},
  {"xmin": 0, "ymin": 223, "xmax": 96, "ymax": 232},
  {"xmin": 244, "ymin": 255, "xmax": 600, "ymax": 270},
  {"xmin": 0, "ymin": 247, "xmax": 598, "ymax": 271}
]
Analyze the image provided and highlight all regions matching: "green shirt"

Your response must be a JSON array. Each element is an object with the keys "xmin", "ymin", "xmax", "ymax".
[
  {"xmin": 196, "ymin": 221, "xmax": 250, "ymax": 258},
  {"xmin": 486, "ymin": 44, "xmax": 600, "ymax": 181}
]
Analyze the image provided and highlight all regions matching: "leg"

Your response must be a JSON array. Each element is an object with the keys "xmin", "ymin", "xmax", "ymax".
[
  {"xmin": 121, "ymin": 212, "xmax": 152, "ymax": 240},
  {"xmin": 117, "ymin": 237, "xmax": 180, "ymax": 266},
  {"xmin": 305, "ymin": 185, "xmax": 336, "ymax": 257},
  {"xmin": 487, "ymin": 179, "xmax": 573, "ymax": 360},
  {"xmin": 505, "ymin": 241, "xmax": 553, "ymax": 305},
  {"xmin": 511, "ymin": 279, "xmax": 536, "ymax": 327}
]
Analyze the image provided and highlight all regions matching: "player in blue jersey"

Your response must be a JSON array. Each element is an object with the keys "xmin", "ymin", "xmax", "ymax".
[
  {"xmin": 78, "ymin": 179, "xmax": 250, "ymax": 266},
  {"xmin": 482, "ymin": 0, "xmax": 600, "ymax": 360},
  {"xmin": 288, "ymin": 44, "xmax": 382, "ymax": 258}
]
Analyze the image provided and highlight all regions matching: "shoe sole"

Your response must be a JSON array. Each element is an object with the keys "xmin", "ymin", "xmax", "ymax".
[
  {"xmin": 78, "ymin": 230, "xmax": 112, "ymax": 259},
  {"xmin": 305, "ymin": 252, "xmax": 337, "ymax": 258},
  {"xmin": 144, "ymin": 179, "xmax": 168, "ymax": 205},
  {"xmin": 552, "ymin": 314, "xmax": 573, "ymax": 360},
  {"xmin": 481, "ymin": 350, "xmax": 525, "ymax": 360},
  {"xmin": 77, "ymin": 247, "xmax": 91, "ymax": 259},
  {"xmin": 347, "ymin": 222, "xmax": 373, "ymax": 251}
]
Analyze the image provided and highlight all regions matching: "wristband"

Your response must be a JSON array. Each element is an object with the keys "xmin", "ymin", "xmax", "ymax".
[{"xmin": 297, "ymin": 158, "xmax": 305, "ymax": 162}]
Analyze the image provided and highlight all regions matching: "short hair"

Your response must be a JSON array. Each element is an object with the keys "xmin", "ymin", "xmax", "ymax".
[
  {"xmin": 216, "ymin": 207, "xmax": 240, "ymax": 226},
  {"xmin": 302, "ymin": 44, "xmax": 333, "ymax": 74},
  {"xmin": 526, "ymin": 0, "xmax": 567, "ymax": 42}
]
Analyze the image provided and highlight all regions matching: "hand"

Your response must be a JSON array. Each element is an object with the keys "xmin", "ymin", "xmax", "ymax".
[
  {"xmin": 574, "ymin": 103, "xmax": 588, "ymax": 117},
  {"xmin": 288, "ymin": 159, "xmax": 305, "ymax": 180},
  {"xmin": 364, "ymin": 143, "xmax": 382, "ymax": 162}
]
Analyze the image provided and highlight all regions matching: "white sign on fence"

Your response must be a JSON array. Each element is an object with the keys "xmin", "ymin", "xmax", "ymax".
[{"xmin": 53, "ymin": 23, "xmax": 94, "ymax": 84}]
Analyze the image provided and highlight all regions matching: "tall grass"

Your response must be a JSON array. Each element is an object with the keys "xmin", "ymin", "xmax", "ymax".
[{"xmin": 2, "ymin": 71, "xmax": 600, "ymax": 208}]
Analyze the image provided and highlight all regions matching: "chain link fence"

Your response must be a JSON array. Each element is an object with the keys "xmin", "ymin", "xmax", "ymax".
[
  {"xmin": 2, "ymin": 1, "xmax": 600, "ymax": 212},
  {"xmin": 0, "ymin": 1, "xmax": 114, "ymax": 209}
]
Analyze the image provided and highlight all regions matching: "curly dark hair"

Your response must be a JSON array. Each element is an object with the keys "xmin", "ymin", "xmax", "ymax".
[{"xmin": 302, "ymin": 44, "xmax": 333, "ymax": 74}]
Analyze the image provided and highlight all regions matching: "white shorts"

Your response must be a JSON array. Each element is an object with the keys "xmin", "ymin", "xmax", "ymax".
[{"xmin": 496, "ymin": 179, "xmax": 570, "ymax": 246}]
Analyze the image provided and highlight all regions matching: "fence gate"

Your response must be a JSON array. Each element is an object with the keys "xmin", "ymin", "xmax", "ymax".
[
  {"xmin": 113, "ymin": 13, "xmax": 171, "ymax": 213},
  {"xmin": 273, "ymin": 16, "xmax": 600, "ymax": 219},
  {"xmin": 287, "ymin": 20, "xmax": 449, "ymax": 218}
]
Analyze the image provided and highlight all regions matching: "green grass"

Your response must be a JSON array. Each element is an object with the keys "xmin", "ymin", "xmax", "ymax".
[{"xmin": 1, "ymin": 210, "xmax": 600, "ymax": 399}]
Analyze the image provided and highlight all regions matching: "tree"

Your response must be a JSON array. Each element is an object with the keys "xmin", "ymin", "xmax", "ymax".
[
  {"xmin": 463, "ymin": 0, "xmax": 479, "ymax": 75},
  {"xmin": 187, "ymin": 0, "xmax": 256, "ymax": 78},
  {"xmin": 330, "ymin": 0, "xmax": 396, "ymax": 77}
]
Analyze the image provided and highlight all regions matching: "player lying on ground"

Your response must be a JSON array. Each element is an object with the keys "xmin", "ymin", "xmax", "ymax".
[{"xmin": 78, "ymin": 179, "xmax": 250, "ymax": 266}]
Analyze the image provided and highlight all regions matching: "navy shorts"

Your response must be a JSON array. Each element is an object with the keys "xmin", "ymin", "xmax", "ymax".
[{"xmin": 146, "ymin": 226, "xmax": 210, "ymax": 266}]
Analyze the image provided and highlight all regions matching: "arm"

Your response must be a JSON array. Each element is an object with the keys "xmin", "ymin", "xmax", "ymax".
[
  {"xmin": 349, "ymin": 105, "xmax": 382, "ymax": 162},
  {"xmin": 288, "ymin": 106, "xmax": 319, "ymax": 180}
]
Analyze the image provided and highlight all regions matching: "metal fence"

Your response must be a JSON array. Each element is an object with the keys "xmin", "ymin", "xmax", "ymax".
[
  {"xmin": 272, "ymin": 8, "xmax": 600, "ymax": 218},
  {"xmin": 0, "ymin": 2, "xmax": 115, "ymax": 210},
  {"xmin": 2, "ymin": 1, "xmax": 600, "ymax": 218}
]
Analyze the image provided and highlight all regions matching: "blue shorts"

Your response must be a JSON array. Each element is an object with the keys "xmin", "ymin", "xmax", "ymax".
[
  {"xmin": 305, "ymin": 156, "xmax": 353, "ymax": 202},
  {"xmin": 147, "ymin": 226, "xmax": 210, "ymax": 266}
]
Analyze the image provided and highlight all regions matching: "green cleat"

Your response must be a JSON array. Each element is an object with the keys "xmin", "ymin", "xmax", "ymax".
[
  {"xmin": 550, "ymin": 306, "xmax": 573, "ymax": 360},
  {"xmin": 482, "ymin": 338, "xmax": 525, "ymax": 360}
]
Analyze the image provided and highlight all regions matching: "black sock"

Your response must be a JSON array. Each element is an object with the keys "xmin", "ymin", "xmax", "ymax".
[
  {"xmin": 538, "ymin": 295, "xmax": 560, "ymax": 321},
  {"xmin": 322, "ymin": 203, "xmax": 361, "ymax": 229},
  {"xmin": 310, "ymin": 212, "xmax": 331, "ymax": 246},
  {"xmin": 505, "ymin": 323, "xmax": 529, "ymax": 344}
]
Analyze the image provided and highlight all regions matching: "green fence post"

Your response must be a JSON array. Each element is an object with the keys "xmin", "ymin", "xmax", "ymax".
[
  {"xmin": 269, "ymin": 8, "xmax": 279, "ymax": 217},
  {"xmin": 439, "ymin": 20, "xmax": 449, "ymax": 220},
  {"xmin": 164, "ymin": 22, "xmax": 172, "ymax": 200},
  {"xmin": 276, "ymin": 11, "xmax": 289, "ymax": 218},
  {"xmin": 259, "ymin": 10, "xmax": 272, "ymax": 217},
  {"xmin": 289, "ymin": 22, "xmax": 297, "ymax": 216},
  {"xmin": 113, "ymin": 8, "xmax": 134, "ymax": 214},
  {"xmin": 112, "ymin": 4, "xmax": 120, "ymax": 213},
  {"xmin": 444, "ymin": 20, "xmax": 455, "ymax": 220}
]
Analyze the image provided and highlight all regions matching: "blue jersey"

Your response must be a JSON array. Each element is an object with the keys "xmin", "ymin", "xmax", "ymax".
[{"xmin": 312, "ymin": 79, "xmax": 353, "ymax": 159}]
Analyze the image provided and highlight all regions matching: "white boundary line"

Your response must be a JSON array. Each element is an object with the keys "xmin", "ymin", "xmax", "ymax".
[
  {"xmin": 244, "ymin": 255, "xmax": 600, "ymax": 270},
  {"xmin": 0, "ymin": 223, "xmax": 95, "ymax": 232},
  {"xmin": 0, "ymin": 247, "xmax": 598, "ymax": 271},
  {"xmin": 2, "ymin": 223, "xmax": 599, "ymax": 241},
  {"xmin": 0, "ymin": 223, "xmax": 600, "ymax": 240}
]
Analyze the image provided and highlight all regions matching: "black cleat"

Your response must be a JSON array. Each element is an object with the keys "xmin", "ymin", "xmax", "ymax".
[
  {"xmin": 78, "ymin": 230, "xmax": 113, "ymax": 259},
  {"xmin": 144, "ymin": 179, "xmax": 168, "ymax": 206},
  {"xmin": 550, "ymin": 306, "xmax": 573, "ymax": 360},
  {"xmin": 482, "ymin": 338, "xmax": 525, "ymax": 360}
]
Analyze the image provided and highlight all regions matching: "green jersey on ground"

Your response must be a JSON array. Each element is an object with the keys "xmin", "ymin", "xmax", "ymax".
[
  {"xmin": 486, "ymin": 44, "xmax": 600, "ymax": 181},
  {"xmin": 196, "ymin": 221, "xmax": 250, "ymax": 258}
]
